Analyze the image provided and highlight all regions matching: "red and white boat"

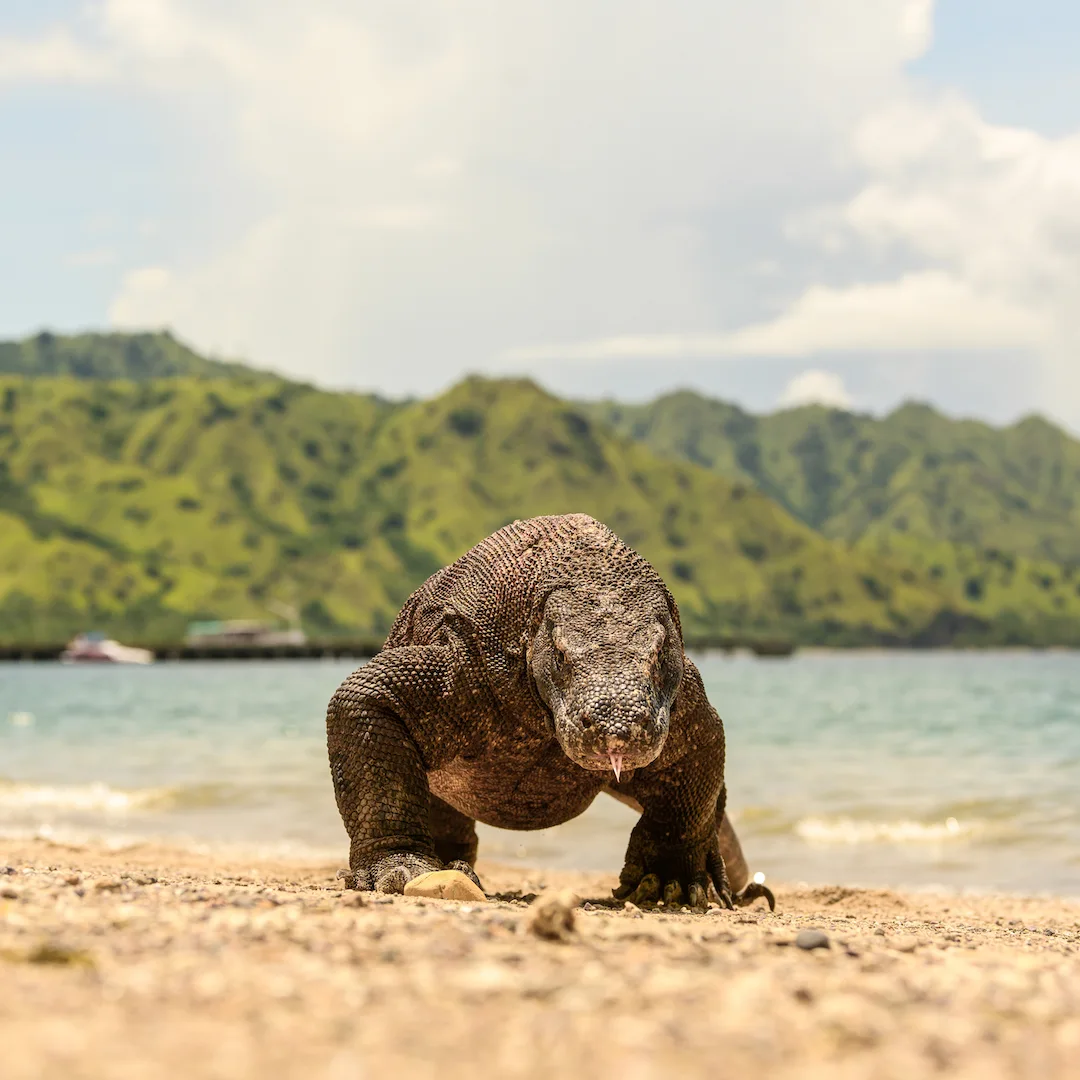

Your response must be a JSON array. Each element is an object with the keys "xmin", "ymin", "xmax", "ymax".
[{"xmin": 60, "ymin": 632, "xmax": 154, "ymax": 665}]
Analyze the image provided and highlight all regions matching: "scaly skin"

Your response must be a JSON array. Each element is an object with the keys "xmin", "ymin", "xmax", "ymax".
[{"xmin": 327, "ymin": 514, "xmax": 774, "ymax": 911}]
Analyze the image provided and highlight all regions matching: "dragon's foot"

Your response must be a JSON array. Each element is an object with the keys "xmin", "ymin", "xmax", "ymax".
[
  {"xmin": 732, "ymin": 880, "xmax": 776, "ymax": 912},
  {"xmin": 613, "ymin": 838, "xmax": 734, "ymax": 913},
  {"xmin": 344, "ymin": 851, "xmax": 483, "ymax": 894}
]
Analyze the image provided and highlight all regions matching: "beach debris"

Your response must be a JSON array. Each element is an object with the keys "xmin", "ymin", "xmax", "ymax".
[
  {"xmin": 795, "ymin": 929, "xmax": 831, "ymax": 951},
  {"xmin": 402, "ymin": 870, "xmax": 486, "ymax": 903},
  {"xmin": 25, "ymin": 940, "xmax": 95, "ymax": 968},
  {"xmin": 526, "ymin": 889, "xmax": 580, "ymax": 942}
]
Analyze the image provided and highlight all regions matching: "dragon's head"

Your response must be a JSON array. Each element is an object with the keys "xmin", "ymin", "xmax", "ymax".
[{"xmin": 529, "ymin": 586, "xmax": 683, "ymax": 780}]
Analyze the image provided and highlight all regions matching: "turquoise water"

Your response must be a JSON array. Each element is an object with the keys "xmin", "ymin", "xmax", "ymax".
[{"xmin": 2, "ymin": 652, "xmax": 1078, "ymax": 895}]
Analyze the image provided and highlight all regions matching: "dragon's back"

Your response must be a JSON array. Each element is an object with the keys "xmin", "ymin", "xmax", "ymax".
[{"xmin": 384, "ymin": 513, "xmax": 677, "ymax": 654}]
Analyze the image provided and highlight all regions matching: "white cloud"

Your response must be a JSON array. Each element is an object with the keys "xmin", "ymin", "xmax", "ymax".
[
  {"xmin": 502, "ymin": 65, "xmax": 1080, "ymax": 425},
  {"xmin": 0, "ymin": 1, "xmax": 932, "ymax": 388},
  {"xmin": 835, "ymin": 94, "xmax": 1080, "ymax": 411},
  {"xmin": 722, "ymin": 272, "xmax": 1049, "ymax": 354},
  {"xmin": 897, "ymin": 0, "xmax": 934, "ymax": 60},
  {"xmin": 0, "ymin": 29, "xmax": 111, "ymax": 84},
  {"xmin": 109, "ymin": 266, "xmax": 173, "ymax": 323},
  {"xmin": 503, "ymin": 271, "xmax": 1048, "ymax": 361},
  {"xmin": 778, "ymin": 370, "xmax": 853, "ymax": 410},
  {"xmin": 3, "ymin": 1, "xmax": 1078, "ymax": 426}
]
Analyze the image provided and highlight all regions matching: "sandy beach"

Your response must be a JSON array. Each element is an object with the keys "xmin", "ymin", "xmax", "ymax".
[{"xmin": 1, "ymin": 838, "xmax": 1078, "ymax": 1080}]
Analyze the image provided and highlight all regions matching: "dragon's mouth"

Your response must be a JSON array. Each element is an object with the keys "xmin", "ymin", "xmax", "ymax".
[
  {"xmin": 585, "ymin": 750, "xmax": 640, "ymax": 781},
  {"xmin": 552, "ymin": 708, "xmax": 665, "ymax": 778},
  {"xmin": 597, "ymin": 751, "xmax": 623, "ymax": 781}
]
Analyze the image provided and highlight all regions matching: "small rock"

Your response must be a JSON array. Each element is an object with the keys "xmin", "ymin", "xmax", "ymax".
[
  {"xmin": 527, "ymin": 889, "xmax": 580, "ymax": 942},
  {"xmin": 62, "ymin": 873, "xmax": 81, "ymax": 887},
  {"xmin": 93, "ymin": 877, "xmax": 123, "ymax": 892},
  {"xmin": 403, "ymin": 870, "xmax": 486, "ymax": 903},
  {"xmin": 1, "ymin": 886, "xmax": 20, "ymax": 900},
  {"xmin": 623, "ymin": 902, "xmax": 643, "ymax": 919},
  {"xmin": 1, "ymin": 867, "xmax": 16, "ymax": 876},
  {"xmin": 795, "ymin": 929, "xmax": 831, "ymax": 951}
]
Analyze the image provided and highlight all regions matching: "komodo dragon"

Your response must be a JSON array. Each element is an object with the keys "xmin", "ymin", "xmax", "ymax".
[{"xmin": 327, "ymin": 513, "xmax": 774, "ymax": 911}]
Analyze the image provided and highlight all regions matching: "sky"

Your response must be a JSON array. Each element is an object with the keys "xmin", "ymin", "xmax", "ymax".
[{"xmin": 1, "ymin": 1, "xmax": 1078, "ymax": 430}]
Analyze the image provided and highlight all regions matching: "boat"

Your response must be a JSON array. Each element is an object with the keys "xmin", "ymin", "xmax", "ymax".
[
  {"xmin": 183, "ymin": 619, "xmax": 307, "ymax": 649},
  {"xmin": 60, "ymin": 632, "xmax": 155, "ymax": 665}
]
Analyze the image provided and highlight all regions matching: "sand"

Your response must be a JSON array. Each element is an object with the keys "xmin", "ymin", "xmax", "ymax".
[{"xmin": 2, "ymin": 838, "xmax": 1079, "ymax": 1080}]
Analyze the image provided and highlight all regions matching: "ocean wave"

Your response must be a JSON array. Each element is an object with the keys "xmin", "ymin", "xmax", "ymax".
[
  {"xmin": 0, "ymin": 779, "xmax": 315, "ymax": 818},
  {"xmin": 795, "ymin": 816, "xmax": 975, "ymax": 845},
  {"xmin": 0, "ymin": 780, "xmax": 172, "ymax": 814},
  {"xmin": 0, "ymin": 822, "xmax": 344, "ymax": 863}
]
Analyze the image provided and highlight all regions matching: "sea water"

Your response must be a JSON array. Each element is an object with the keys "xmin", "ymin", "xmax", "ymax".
[{"xmin": 1, "ymin": 652, "xmax": 1078, "ymax": 895}]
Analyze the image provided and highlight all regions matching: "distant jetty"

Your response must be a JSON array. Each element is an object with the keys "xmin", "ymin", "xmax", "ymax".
[
  {"xmin": 0, "ymin": 635, "xmax": 796, "ymax": 662},
  {"xmin": 0, "ymin": 640, "xmax": 383, "ymax": 663}
]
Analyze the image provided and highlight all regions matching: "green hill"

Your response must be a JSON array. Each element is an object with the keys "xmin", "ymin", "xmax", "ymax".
[
  {"xmin": 587, "ymin": 392, "xmax": 1080, "ymax": 641},
  {"xmin": 0, "ymin": 371, "xmax": 1012, "ymax": 647},
  {"xmin": 586, "ymin": 392, "xmax": 1080, "ymax": 563},
  {"xmin": 2, "ymin": 351, "xmax": 1078, "ymax": 648},
  {"xmin": 0, "ymin": 330, "xmax": 268, "ymax": 382}
]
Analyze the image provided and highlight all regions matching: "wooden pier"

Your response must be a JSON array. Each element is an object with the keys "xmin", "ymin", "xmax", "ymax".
[{"xmin": 1, "ymin": 635, "xmax": 795, "ymax": 662}]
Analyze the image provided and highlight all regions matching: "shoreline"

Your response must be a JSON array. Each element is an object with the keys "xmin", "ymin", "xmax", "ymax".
[
  {"xmin": 4, "ymin": 824, "xmax": 1079, "ymax": 905},
  {"xmin": 6, "ymin": 643, "xmax": 1080, "ymax": 660},
  {"xmin": 3, "ymin": 838, "xmax": 1079, "ymax": 1079}
]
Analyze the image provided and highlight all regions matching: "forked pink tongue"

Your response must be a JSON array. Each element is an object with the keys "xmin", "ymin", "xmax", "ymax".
[{"xmin": 609, "ymin": 752, "xmax": 623, "ymax": 782}]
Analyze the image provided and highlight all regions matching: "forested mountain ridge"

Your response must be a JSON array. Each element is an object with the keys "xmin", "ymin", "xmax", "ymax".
[
  {"xmin": 0, "ymin": 330, "xmax": 270, "ymax": 382},
  {"xmin": 0, "ymin": 372, "xmax": 993, "ymax": 645},
  {"xmin": 585, "ymin": 392, "xmax": 1080, "ymax": 565},
  {"xmin": 1, "ymin": 331, "xmax": 1078, "ymax": 646}
]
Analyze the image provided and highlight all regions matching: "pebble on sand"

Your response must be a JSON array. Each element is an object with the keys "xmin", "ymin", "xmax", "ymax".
[
  {"xmin": 402, "ymin": 871, "xmax": 486, "ymax": 902},
  {"xmin": 527, "ymin": 889, "xmax": 580, "ymax": 942},
  {"xmin": 795, "ymin": 929, "xmax": 831, "ymax": 951}
]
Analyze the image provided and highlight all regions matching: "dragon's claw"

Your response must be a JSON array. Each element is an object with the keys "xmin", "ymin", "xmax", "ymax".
[
  {"xmin": 614, "ymin": 857, "xmax": 734, "ymax": 913},
  {"xmin": 346, "ymin": 852, "xmax": 483, "ymax": 894},
  {"xmin": 732, "ymin": 880, "xmax": 776, "ymax": 911}
]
